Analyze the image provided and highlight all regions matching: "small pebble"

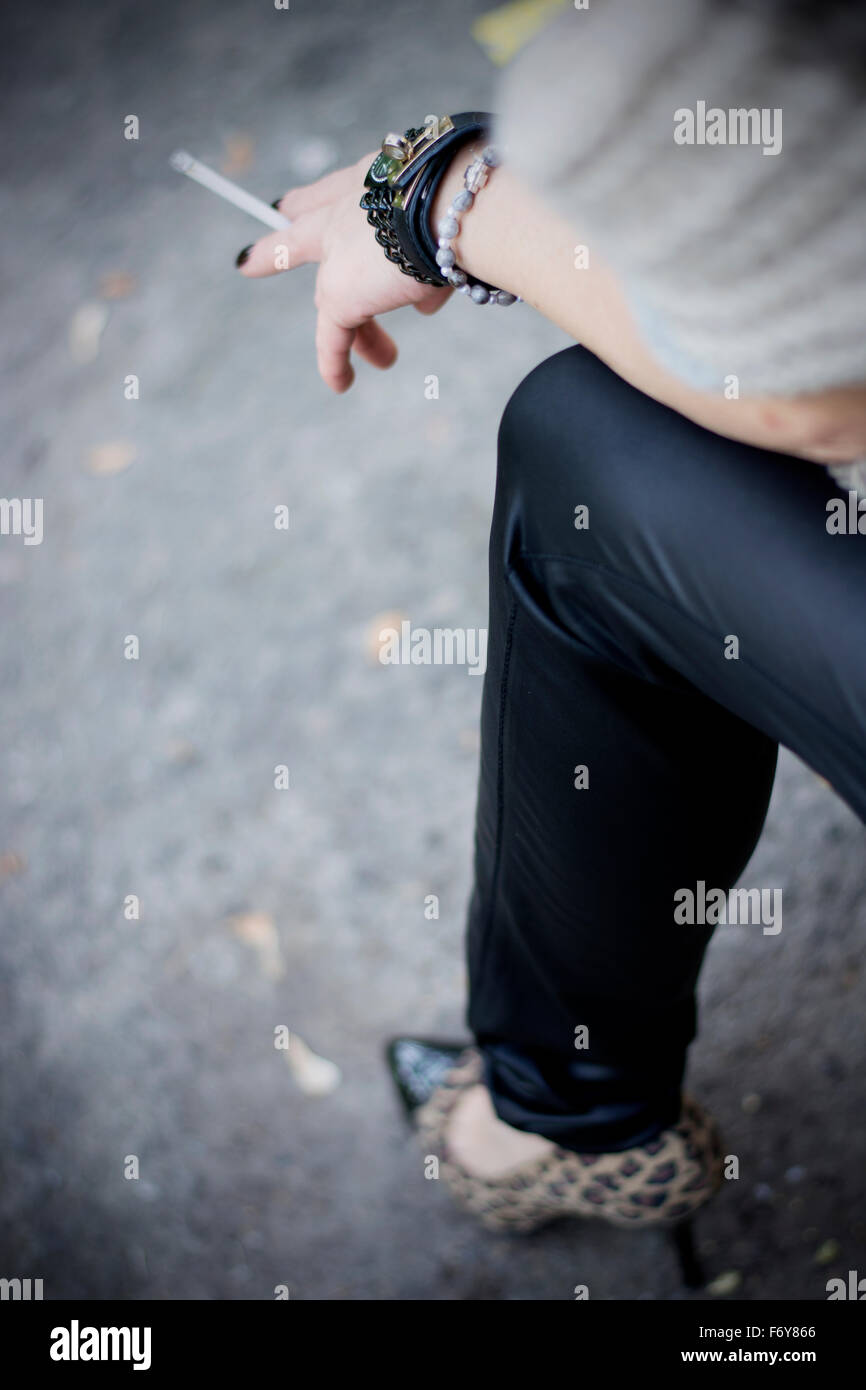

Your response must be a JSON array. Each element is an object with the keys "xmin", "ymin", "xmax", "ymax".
[
  {"xmin": 785, "ymin": 1165, "xmax": 806, "ymax": 1184},
  {"xmin": 753, "ymin": 1183, "xmax": 774, "ymax": 1203},
  {"xmin": 741, "ymin": 1093, "xmax": 762, "ymax": 1115},
  {"xmin": 707, "ymin": 1270, "xmax": 742, "ymax": 1297},
  {"xmin": 814, "ymin": 1239, "xmax": 841, "ymax": 1265}
]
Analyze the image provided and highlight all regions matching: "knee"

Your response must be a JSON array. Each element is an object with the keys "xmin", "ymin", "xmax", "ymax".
[
  {"xmin": 498, "ymin": 346, "xmax": 602, "ymax": 492},
  {"xmin": 496, "ymin": 344, "xmax": 764, "ymax": 563},
  {"xmin": 496, "ymin": 346, "xmax": 661, "ymax": 558}
]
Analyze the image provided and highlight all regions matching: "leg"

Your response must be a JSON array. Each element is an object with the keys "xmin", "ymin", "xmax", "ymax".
[{"xmin": 467, "ymin": 345, "xmax": 866, "ymax": 1153}]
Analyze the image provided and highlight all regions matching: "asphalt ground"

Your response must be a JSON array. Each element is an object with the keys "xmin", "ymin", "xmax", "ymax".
[{"xmin": 0, "ymin": 0, "xmax": 864, "ymax": 1299}]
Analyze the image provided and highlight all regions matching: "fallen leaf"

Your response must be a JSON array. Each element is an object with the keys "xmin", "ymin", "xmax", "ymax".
[
  {"xmin": 98, "ymin": 271, "xmax": 137, "ymax": 300},
  {"xmin": 69, "ymin": 303, "xmax": 109, "ymax": 363},
  {"xmin": 0, "ymin": 851, "xmax": 26, "ymax": 883},
  {"xmin": 164, "ymin": 740, "xmax": 200, "ymax": 766},
  {"xmin": 229, "ymin": 910, "xmax": 284, "ymax": 980},
  {"xmin": 221, "ymin": 134, "xmax": 254, "ymax": 175},
  {"xmin": 284, "ymin": 1032, "xmax": 341, "ymax": 1095},
  {"xmin": 365, "ymin": 609, "xmax": 407, "ymax": 665},
  {"xmin": 814, "ymin": 1238, "xmax": 841, "ymax": 1265},
  {"xmin": 230, "ymin": 910, "xmax": 274, "ymax": 945},
  {"xmin": 471, "ymin": 0, "xmax": 566, "ymax": 68},
  {"xmin": 86, "ymin": 441, "xmax": 136, "ymax": 476}
]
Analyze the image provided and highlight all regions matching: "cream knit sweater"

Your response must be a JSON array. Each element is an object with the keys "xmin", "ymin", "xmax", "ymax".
[{"xmin": 495, "ymin": 0, "xmax": 866, "ymax": 493}]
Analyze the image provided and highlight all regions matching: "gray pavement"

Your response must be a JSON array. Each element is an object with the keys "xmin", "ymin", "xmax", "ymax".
[{"xmin": 0, "ymin": 0, "xmax": 864, "ymax": 1300}]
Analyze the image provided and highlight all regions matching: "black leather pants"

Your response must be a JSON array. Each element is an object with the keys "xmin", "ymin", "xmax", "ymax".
[{"xmin": 467, "ymin": 346, "xmax": 866, "ymax": 1152}]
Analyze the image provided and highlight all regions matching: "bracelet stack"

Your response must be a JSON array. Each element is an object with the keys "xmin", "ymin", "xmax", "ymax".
[
  {"xmin": 434, "ymin": 146, "xmax": 517, "ymax": 306},
  {"xmin": 360, "ymin": 113, "xmax": 519, "ymax": 307}
]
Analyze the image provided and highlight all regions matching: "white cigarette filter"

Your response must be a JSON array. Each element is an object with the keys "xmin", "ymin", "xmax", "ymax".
[{"xmin": 170, "ymin": 149, "xmax": 290, "ymax": 230}]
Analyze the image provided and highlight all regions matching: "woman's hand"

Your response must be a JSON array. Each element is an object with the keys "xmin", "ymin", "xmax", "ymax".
[
  {"xmin": 237, "ymin": 153, "xmax": 452, "ymax": 392},
  {"xmin": 240, "ymin": 150, "xmax": 866, "ymax": 464}
]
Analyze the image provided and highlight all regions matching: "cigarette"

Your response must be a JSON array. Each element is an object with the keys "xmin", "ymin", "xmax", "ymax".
[{"xmin": 169, "ymin": 149, "xmax": 290, "ymax": 230}]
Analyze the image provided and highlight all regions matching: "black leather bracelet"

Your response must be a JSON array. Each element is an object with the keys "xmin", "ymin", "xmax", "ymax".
[
  {"xmin": 360, "ymin": 112, "xmax": 493, "ymax": 287},
  {"xmin": 400, "ymin": 157, "xmax": 459, "ymax": 282},
  {"xmin": 414, "ymin": 145, "xmax": 500, "ymax": 296},
  {"xmin": 399, "ymin": 115, "xmax": 490, "ymax": 281}
]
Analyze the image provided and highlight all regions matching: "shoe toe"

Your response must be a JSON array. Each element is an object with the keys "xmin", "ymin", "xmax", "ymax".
[{"xmin": 385, "ymin": 1037, "xmax": 470, "ymax": 1117}]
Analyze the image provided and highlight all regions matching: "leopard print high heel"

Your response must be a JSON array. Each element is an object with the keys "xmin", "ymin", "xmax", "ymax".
[{"xmin": 386, "ymin": 1038, "xmax": 725, "ymax": 1287}]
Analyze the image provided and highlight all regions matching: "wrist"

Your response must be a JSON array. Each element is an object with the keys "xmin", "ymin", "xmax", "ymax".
[
  {"xmin": 360, "ymin": 114, "xmax": 494, "ymax": 288},
  {"xmin": 432, "ymin": 144, "xmax": 524, "ymax": 301},
  {"xmin": 359, "ymin": 115, "xmax": 519, "ymax": 304},
  {"xmin": 430, "ymin": 140, "xmax": 485, "ymax": 272}
]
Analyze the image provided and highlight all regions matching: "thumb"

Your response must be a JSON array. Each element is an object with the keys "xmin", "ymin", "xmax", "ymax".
[{"xmin": 413, "ymin": 288, "xmax": 453, "ymax": 315}]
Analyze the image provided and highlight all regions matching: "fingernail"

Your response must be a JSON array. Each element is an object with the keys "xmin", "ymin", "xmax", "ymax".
[
  {"xmin": 270, "ymin": 198, "xmax": 283, "ymax": 211},
  {"xmin": 235, "ymin": 245, "xmax": 253, "ymax": 268}
]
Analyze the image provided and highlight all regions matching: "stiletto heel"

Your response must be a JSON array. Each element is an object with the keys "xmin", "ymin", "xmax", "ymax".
[
  {"xmin": 671, "ymin": 1218, "xmax": 705, "ymax": 1289},
  {"xmin": 385, "ymin": 1036, "xmax": 724, "ymax": 1286}
]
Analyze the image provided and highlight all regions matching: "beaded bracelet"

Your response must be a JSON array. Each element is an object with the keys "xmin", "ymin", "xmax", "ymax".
[{"xmin": 434, "ymin": 146, "xmax": 519, "ymax": 306}]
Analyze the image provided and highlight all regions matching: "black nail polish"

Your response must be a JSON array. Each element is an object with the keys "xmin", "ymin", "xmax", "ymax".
[{"xmin": 235, "ymin": 245, "xmax": 253, "ymax": 267}]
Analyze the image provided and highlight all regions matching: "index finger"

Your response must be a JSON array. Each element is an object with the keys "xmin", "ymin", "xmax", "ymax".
[{"xmin": 237, "ymin": 206, "xmax": 328, "ymax": 277}]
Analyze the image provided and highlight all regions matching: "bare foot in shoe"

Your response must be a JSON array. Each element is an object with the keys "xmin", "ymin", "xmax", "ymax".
[{"xmin": 446, "ymin": 1083, "xmax": 555, "ymax": 1179}]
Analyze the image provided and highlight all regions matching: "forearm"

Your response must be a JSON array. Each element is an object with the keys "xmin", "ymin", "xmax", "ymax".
[{"xmin": 433, "ymin": 146, "xmax": 866, "ymax": 463}]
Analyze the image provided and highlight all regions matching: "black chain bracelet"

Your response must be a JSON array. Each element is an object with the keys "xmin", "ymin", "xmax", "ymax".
[{"xmin": 360, "ymin": 113, "xmax": 497, "ymax": 289}]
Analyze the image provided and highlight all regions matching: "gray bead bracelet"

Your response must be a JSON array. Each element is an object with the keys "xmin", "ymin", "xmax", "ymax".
[{"xmin": 435, "ymin": 145, "xmax": 519, "ymax": 306}]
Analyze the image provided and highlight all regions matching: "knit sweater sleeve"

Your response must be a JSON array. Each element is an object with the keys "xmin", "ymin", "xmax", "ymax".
[{"xmin": 493, "ymin": 0, "xmax": 866, "ymax": 403}]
